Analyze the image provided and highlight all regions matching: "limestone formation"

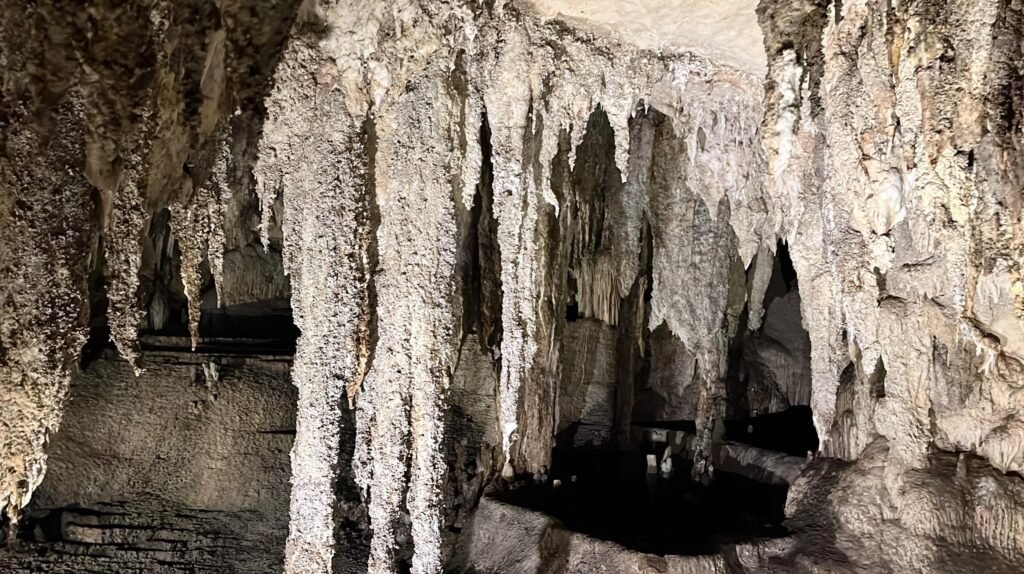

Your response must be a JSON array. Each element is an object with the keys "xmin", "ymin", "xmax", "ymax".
[{"xmin": 2, "ymin": 1, "xmax": 1024, "ymax": 573}]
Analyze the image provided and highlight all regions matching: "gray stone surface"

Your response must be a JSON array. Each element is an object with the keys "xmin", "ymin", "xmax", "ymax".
[{"xmin": 0, "ymin": 351, "xmax": 297, "ymax": 573}]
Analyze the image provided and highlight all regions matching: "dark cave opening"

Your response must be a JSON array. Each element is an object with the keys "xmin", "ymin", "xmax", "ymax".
[
  {"xmin": 463, "ymin": 109, "xmax": 503, "ymax": 354},
  {"xmin": 141, "ymin": 208, "xmax": 191, "ymax": 339},
  {"xmin": 568, "ymin": 106, "xmax": 617, "ymax": 260},
  {"xmin": 80, "ymin": 233, "xmax": 111, "ymax": 370},
  {"xmin": 497, "ymin": 445, "xmax": 789, "ymax": 556},
  {"xmin": 724, "ymin": 240, "xmax": 818, "ymax": 455},
  {"xmin": 565, "ymin": 298, "xmax": 581, "ymax": 322},
  {"xmin": 724, "ymin": 406, "xmax": 818, "ymax": 457},
  {"xmin": 565, "ymin": 106, "xmax": 623, "ymax": 325}
]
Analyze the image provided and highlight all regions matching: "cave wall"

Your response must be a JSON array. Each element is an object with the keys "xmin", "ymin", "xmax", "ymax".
[
  {"xmin": 41, "ymin": 353, "xmax": 294, "ymax": 513},
  {"xmin": 759, "ymin": 0, "xmax": 1024, "ymax": 473},
  {"xmin": 0, "ymin": 351, "xmax": 297, "ymax": 573},
  {"xmin": 754, "ymin": 0, "xmax": 1024, "ymax": 570}
]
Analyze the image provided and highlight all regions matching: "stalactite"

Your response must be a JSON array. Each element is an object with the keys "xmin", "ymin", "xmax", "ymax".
[
  {"xmin": 468, "ymin": 28, "xmax": 630, "ymax": 473},
  {"xmin": 647, "ymin": 125, "xmax": 729, "ymax": 364},
  {"xmin": 169, "ymin": 198, "xmax": 206, "ymax": 350},
  {"xmin": 576, "ymin": 255, "xmax": 621, "ymax": 325},
  {"xmin": 255, "ymin": 28, "xmax": 372, "ymax": 571},
  {"xmin": 206, "ymin": 140, "xmax": 230, "ymax": 308},
  {"xmin": 627, "ymin": 61, "xmax": 767, "ymax": 479},
  {"xmin": 874, "ymin": 0, "xmax": 1006, "ymax": 470},
  {"xmin": 102, "ymin": 152, "xmax": 150, "ymax": 372},
  {"xmin": 642, "ymin": 94, "xmax": 750, "ymax": 480},
  {"xmin": 354, "ymin": 63, "xmax": 458, "ymax": 574},
  {"xmin": 758, "ymin": 0, "xmax": 844, "ymax": 455},
  {"xmin": 480, "ymin": 31, "xmax": 541, "ymax": 474},
  {"xmin": 745, "ymin": 244, "xmax": 775, "ymax": 331},
  {"xmin": 566, "ymin": 107, "xmax": 632, "ymax": 328},
  {"xmin": 171, "ymin": 7, "xmax": 231, "ymax": 341},
  {"xmin": 509, "ymin": 105, "xmax": 573, "ymax": 475},
  {"xmin": 1, "ymin": 0, "xmax": 294, "ymax": 540},
  {"xmin": 817, "ymin": 2, "xmax": 890, "ymax": 457},
  {"xmin": 645, "ymin": 56, "xmax": 769, "ymax": 267},
  {"xmin": 471, "ymin": 29, "xmax": 727, "ymax": 473},
  {"xmin": 169, "ymin": 129, "xmax": 231, "ymax": 349},
  {"xmin": 0, "ymin": 92, "xmax": 93, "ymax": 535},
  {"xmin": 460, "ymin": 89, "xmax": 484, "ymax": 212},
  {"xmin": 613, "ymin": 105, "xmax": 656, "ymax": 296}
]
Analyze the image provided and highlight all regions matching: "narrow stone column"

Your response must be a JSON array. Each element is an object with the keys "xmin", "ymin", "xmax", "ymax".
[
  {"xmin": 256, "ymin": 34, "xmax": 372, "ymax": 573},
  {"xmin": 354, "ymin": 62, "xmax": 458, "ymax": 574}
]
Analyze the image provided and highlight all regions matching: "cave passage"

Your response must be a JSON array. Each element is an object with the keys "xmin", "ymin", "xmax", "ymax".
[
  {"xmin": 500, "ymin": 240, "xmax": 818, "ymax": 557},
  {"xmin": 724, "ymin": 406, "xmax": 818, "ymax": 457},
  {"xmin": 724, "ymin": 240, "xmax": 818, "ymax": 455},
  {"xmin": 545, "ymin": 406, "xmax": 813, "ymax": 555},
  {"xmin": 496, "ymin": 446, "xmax": 788, "ymax": 556}
]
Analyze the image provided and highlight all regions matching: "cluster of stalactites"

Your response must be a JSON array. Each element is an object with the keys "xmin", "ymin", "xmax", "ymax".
[
  {"xmin": 0, "ymin": 1, "xmax": 769, "ymax": 571},
  {"xmin": 0, "ymin": 0, "xmax": 165, "ymax": 528},
  {"xmin": 758, "ymin": 0, "xmax": 1024, "ymax": 475},
  {"xmin": 472, "ymin": 28, "xmax": 768, "ymax": 479},
  {"xmin": 472, "ymin": 28, "xmax": 651, "ymax": 471},
  {"xmin": 77, "ymin": 0, "xmax": 244, "ymax": 368},
  {"xmin": 255, "ymin": 8, "xmax": 767, "ymax": 569}
]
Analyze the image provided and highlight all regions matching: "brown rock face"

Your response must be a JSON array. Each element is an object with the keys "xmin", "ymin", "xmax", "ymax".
[{"xmin": 2, "ymin": 1, "xmax": 1024, "ymax": 573}]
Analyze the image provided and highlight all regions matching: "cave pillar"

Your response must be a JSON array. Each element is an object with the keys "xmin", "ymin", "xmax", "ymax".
[
  {"xmin": 255, "ymin": 30, "xmax": 372, "ymax": 572},
  {"xmin": 353, "ymin": 61, "xmax": 459, "ymax": 574}
]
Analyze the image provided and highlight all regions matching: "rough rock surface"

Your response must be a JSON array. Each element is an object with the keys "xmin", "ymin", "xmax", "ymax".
[
  {"xmin": 455, "ymin": 497, "xmax": 792, "ymax": 574},
  {"xmin": 0, "ymin": 351, "xmax": 299, "ymax": 573},
  {"xmin": 526, "ymin": 0, "xmax": 766, "ymax": 74}
]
